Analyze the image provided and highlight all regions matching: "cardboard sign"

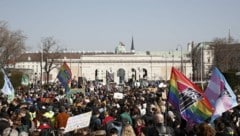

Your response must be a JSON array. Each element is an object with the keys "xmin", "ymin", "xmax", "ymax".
[
  {"xmin": 64, "ymin": 111, "xmax": 92, "ymax": 133},
  {"xmin": 113, "ymin": 92, "xmax": 124, "ymax": 99}
]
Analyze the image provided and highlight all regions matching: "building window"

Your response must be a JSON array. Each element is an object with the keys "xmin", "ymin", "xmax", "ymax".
[{"xmin": 207, "ymin": 57, "xmax": 211, "ymax": 63}]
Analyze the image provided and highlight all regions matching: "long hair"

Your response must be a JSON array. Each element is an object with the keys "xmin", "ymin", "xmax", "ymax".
[{"xmin": 122, "ymin": 124, "xmax": 136, "ymax": 136}]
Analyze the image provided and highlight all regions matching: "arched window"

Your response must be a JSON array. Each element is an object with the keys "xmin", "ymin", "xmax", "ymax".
[
  {"xmin": 95, "ymin": 69, "xmax": 99, "ymax": 80},
  {"xmin": 131, "ymin": 68, "xmax": 136, "ymax": 81},
  {"xmin": 143, "ymin": 68, "xmax": 148, "ymax": 79},
  {"xmin": 117, "ymin": 68, "xmax": 125, "ymax": 84}
]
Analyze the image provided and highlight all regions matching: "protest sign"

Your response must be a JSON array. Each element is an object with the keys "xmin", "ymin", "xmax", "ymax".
[
  {"xmin": 64, "ymin": 111, "xmax": 92, "ymax": 133},
  {"xmin": 113, "ymin": 92, "xmax": 124, "ymax": 99}
]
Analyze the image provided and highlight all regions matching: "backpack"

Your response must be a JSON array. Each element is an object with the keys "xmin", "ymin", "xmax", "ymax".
[
  {"xmin": 90, "ymin": 116, "xmax": 102, "ymax": 131},
  {"xmin": 106, "ymin": 121, "xmax": 122, "ymax": 136}
]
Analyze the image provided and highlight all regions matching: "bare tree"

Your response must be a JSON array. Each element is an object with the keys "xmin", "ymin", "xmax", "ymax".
[
  {"xmin": 40, "ymin": 37, "xmax": 63, "ymax": 84},
  {"xmin": 212, "ymin": 37, "xmax": 240, "ymax": 72},
  {"xmin": 0, "ymin": 21, "xmax": 26, "ymax": 68},
  {"xmin": 190, "ymin": 45, "xmax": 198, "ymax": 81}
]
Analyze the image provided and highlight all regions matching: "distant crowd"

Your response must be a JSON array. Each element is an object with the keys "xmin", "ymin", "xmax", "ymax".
[{"xmin": 0, "ymin": 81, "xmax": 240, "ymax": 136}]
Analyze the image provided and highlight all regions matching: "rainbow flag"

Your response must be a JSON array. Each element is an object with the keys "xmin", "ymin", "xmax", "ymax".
[
  {"xmin": 204, "ymin": 67, "xmax": 238, "ymax": 122},
  {"xmin": 57, "ymin": 62, "xmax": 72, "ymax": 93},
  {"xmin": 167, "ymin": 67, "xmax": 213, "ymax": 124}
]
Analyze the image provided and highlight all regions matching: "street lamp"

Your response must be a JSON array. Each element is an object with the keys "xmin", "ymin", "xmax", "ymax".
[
  {"xmin": 168, "ymin": 50, "xmax": 174, "ymax": 66},
  {"xmin": 200, "ymin": 45, "xmax": 203, "ymax": 90},
  {"xmin": 165, "ymin": 54, "xmax": 168, "ymax": 81},
  {"xmin": 34, "ymin": 72, "xmax": 37, "ymax": 92},
  {"xmin": 176, "ymin": 45, "xmax": 183, "ymax": 73}
]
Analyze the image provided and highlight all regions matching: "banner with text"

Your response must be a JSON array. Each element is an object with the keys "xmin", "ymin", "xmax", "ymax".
[{"xmin": 64, "ymin": 111, "xmax": 92, "ymax": 133}]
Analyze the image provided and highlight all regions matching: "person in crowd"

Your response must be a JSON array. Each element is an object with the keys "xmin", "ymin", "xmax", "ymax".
[
  {"xmin": 120, "ymin": 106, "xmax": 133, "ymax": 126},
  {"xmin": 102, "ymin": 111, "xmax": 114, "ymax": 126},
  {"xmin": 173, "ymin": 118, "xmax": 188, "ymax": 136},
  {"xmin": 37, "ymin": 117, "xmax": 53, "ymax": 136},
  {"xmin": 121, "ymin": 123, "xmax": 136, "ymax": 136},
  {"xmin": 11, "ymin": 108, "xmax": 30, "ymax": 134},
  {"xmin": 54, "ymin": 106, "xmax": 70, "ymax": 131},
  {"xmin": 148, "ymin": 112, "xmax": 175, "ymax": 136},
  {"xmin": 90, "ymin": 108, "xmax": 102, "ymax": 131},
  {"xmin": 166, "ymin": 111, "xmax": 177, "ymax": 128},
  {"xmin": 134, "ymin": 118, "xmax": 145, "ymax": 136},
  {"xmin": 215, "ymin": 120, "xmax": 226, "ymax": 136},
  {"xmin": 2, "ymin": 127, "xmax": 19, "ymax": 136},
  {"xmin": 142, "ymin": 104, "xmax": 154, "ymax": 127},
  {"xmin": 0, "ymin": 112, "xmax": 11, "ymax": 135},
  {"xmin": 2, "ymin": 80, "xmax": 240, "ymax": 136},
  {"xmin": 7, "ymin": 99, "xmax": 20, "ymax": 116},
  {"xmin": 108, "ymin": 127, "xmax": 119, "ymax": 136},
  {"xmin": 106, "ymin": 120, "xmax": 123, "ymax": 136},
  {"xmin": 196, "ymin": 122, "xmax": 216, "ymax": 136}
]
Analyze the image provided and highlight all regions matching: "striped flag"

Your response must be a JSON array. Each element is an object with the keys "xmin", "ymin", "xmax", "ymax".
[
  {"xmin": 204, "ymin": 67, "xmax": 238, "ymax": 122},
  {"xmin": 57, "ymin": 62, "xmax": 72, "ymax": 93},
  {"xmin": 168, "ymin": 67, "xmax": 213, "ymax": 124},
  {"xmin": 1, "ymin": 68, "xmax": 15, "ymax": 102}
]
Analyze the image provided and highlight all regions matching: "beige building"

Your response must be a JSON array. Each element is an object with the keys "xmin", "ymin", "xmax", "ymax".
[{"xmin": 15, "ymin": 43, "xmax": 193, "ymax": 85}]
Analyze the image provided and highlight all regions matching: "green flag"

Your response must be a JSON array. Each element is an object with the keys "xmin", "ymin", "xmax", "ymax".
[{"xmin": 21, "ymin": 74, "xmax": 29, "ymax": 86}]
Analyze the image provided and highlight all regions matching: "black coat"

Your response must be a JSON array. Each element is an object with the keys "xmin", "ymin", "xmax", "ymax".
[{"xmin": 0, "ymin": 118, "xmax": 10, "ymax": 135}]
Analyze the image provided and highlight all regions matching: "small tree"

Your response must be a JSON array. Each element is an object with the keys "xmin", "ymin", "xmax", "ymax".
[
  {"xmin": 212, "ymin": 37, "xmax": 240, "ymax": 72},
  {"xmin": 40, "ymin": 37, "xmax": 63, "ymax": 84},
  {"xmin": 0, "ymin": 21, "xmax": 26, "ymax": 68}
]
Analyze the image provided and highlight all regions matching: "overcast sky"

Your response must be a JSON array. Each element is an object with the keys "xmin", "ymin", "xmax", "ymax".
[{"xmin": 0, "ymin": 0, "xmax": 239, "ymax": 52}]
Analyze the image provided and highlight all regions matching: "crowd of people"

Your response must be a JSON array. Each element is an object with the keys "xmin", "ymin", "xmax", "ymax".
[{"xmin": 0, "ymin": 81, "xmax": 240, "ymax": 136}]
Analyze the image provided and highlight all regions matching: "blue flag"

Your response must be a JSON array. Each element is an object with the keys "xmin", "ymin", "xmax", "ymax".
[{"xmin": 1, "ymin": 68, "xmax": 15, "ymax": 102}]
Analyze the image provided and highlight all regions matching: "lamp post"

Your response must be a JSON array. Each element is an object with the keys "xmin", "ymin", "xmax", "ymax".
[
  {"xmin": 169, "ymin": 50, "xmax": 174, "ymax": 66},
  {"xmin": 176, "ymin": 45, "xmax": 183, "ymax": 73},
  {"xmin": 34, "ymin": 72, "xmax": 37, "ymax": 92},
  {"xmin": 200, "ymin": 45, "xmax": 203, "ymax": 90},
  {"xmin": 165, "ymin": 54, "xmax": 168, "ymax": 81}
]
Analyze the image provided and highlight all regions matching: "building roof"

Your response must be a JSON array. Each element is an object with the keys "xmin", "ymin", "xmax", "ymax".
[{"xmin": 17, "ymin": 52, "xmax": 82, "ymax": 62}]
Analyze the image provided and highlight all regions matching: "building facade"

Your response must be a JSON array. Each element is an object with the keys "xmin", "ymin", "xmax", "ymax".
[
  {"xmin": 192, "ymin": 42, "xmax": 215, "ymax": 82},
  {"xmin": 15, "ymin": 44, "xmax": 193, "ymax": 85}
]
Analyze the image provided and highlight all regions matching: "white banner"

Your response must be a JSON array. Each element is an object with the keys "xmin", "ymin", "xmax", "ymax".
[
  {"xmin": 64, "ymin": 111, "xmax": 92, "ymax": 133},
  {"xmin": 113, "ymin": 92, "xmax": 124, "ymax": 99}
]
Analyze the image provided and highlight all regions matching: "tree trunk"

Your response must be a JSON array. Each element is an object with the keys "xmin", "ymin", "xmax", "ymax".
[{"xmin": 46, "ymin": 71, "xmax": 50, "ymax": 85}]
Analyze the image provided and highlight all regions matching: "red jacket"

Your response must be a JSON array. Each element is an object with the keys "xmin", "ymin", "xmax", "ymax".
[{"xmin": 55, "ymin": 112, "xmax": 69, "ymax": 129}]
